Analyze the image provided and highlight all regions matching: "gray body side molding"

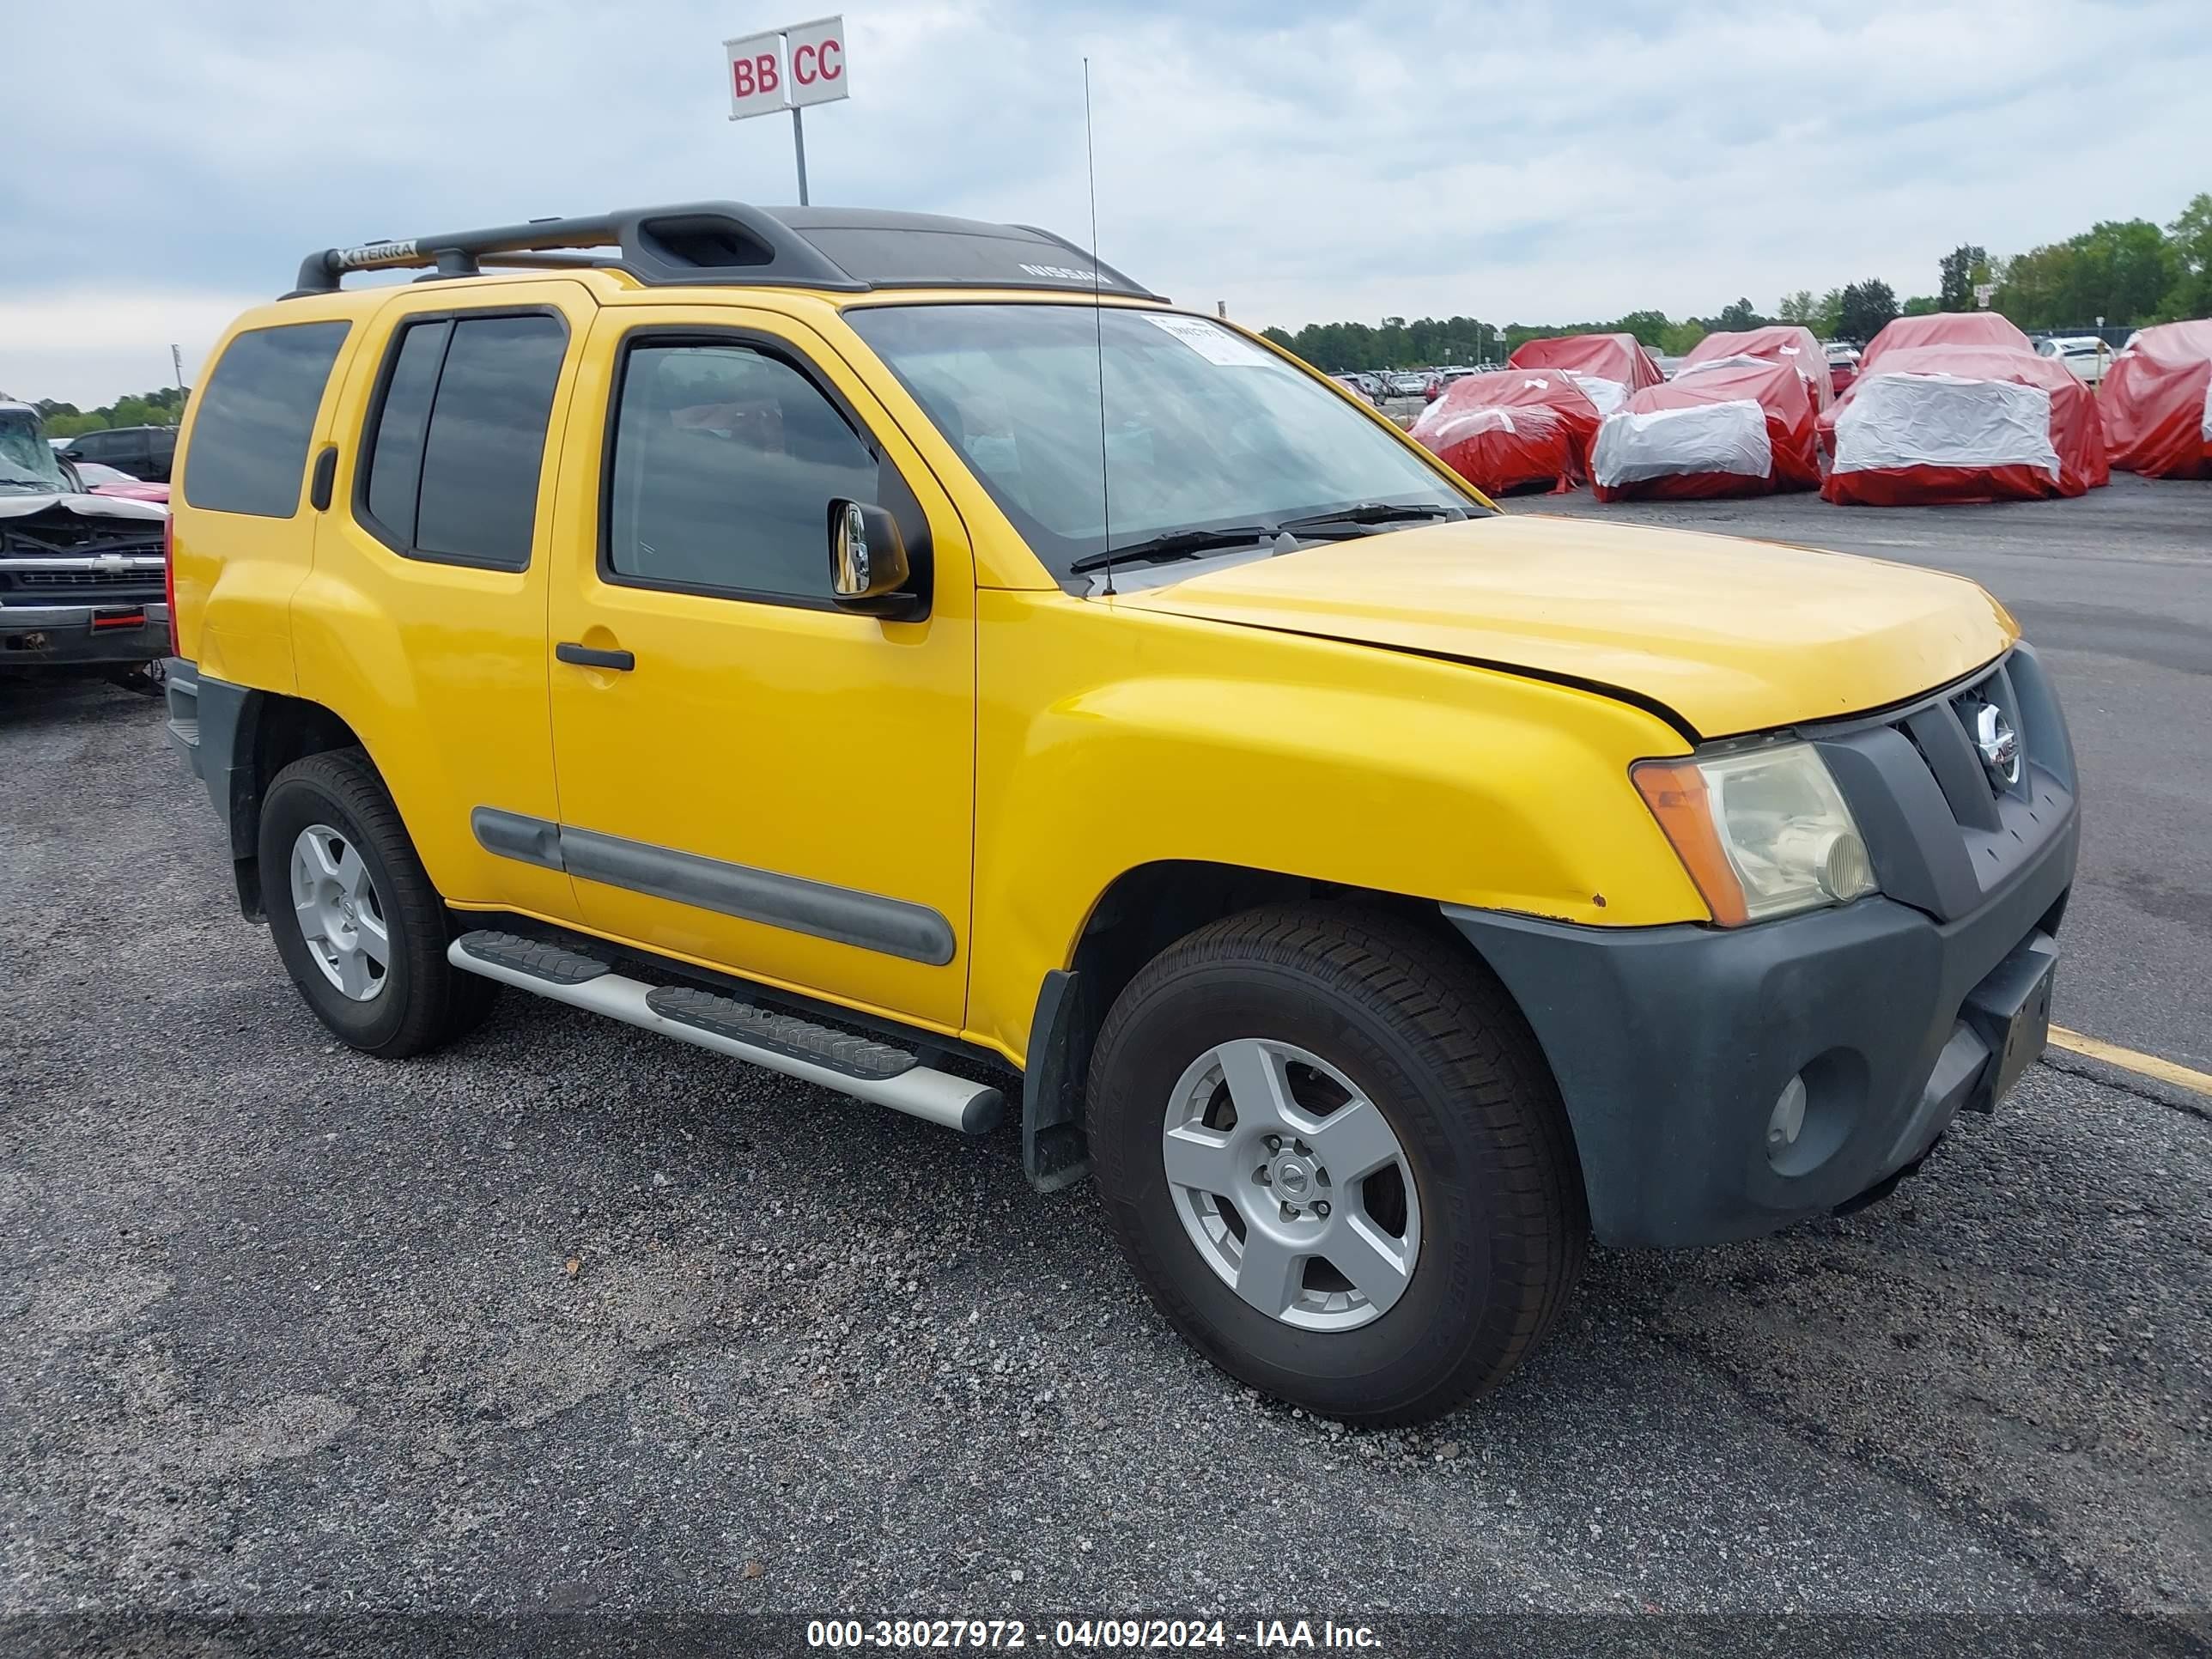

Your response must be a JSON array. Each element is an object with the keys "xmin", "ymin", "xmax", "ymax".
[{"xmin": 471, "ymin": 809, "xmax": 957, "ymax": 968}]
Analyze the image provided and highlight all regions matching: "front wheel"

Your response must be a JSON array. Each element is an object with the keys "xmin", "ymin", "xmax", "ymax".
[
  {"xmin": 258, "ymin": 748, "xmax": 495, "ymax": 1057},
  {"xmin": 1087, "ymin": 905, "xmax": 1587, "ymax": 1426}
]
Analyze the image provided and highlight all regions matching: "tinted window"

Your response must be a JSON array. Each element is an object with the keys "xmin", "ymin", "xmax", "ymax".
[
  {"xmin": 412, "ymin": 314, "xmax": 567, "ymax": 567},
  {"xmin": 362, "ymin": 319, "xmax": 451, "ymax": 542},
  {"xmin": 605, "ymin": 341, "xmax": 876, "ymax": 600},
  {"xmin": 183, "ymin": 322, "xmax": 349, "ymax": 517}
]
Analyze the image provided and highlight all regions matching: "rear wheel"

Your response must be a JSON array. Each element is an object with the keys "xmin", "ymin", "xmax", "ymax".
[
  {"xmin": 258, "ymin": 749, "xmax": 495, "ymax": 1057},
  {"xmin": 1087, "ymin": 904, "xmax": 1586, "ymax": 1425}
]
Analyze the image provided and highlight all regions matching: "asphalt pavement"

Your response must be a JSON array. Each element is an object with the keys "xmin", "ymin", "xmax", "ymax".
[{"xmin": 2, "ymin": 478, "xmax": 2209, "ymax": 1648}]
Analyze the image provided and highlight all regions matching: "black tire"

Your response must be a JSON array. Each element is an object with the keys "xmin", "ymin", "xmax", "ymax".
[
  {"xmin": 258, "ymin": 748, "xmax": 496, "ymax": 1057},
  {"xmin": 1087, "ymin": 903, "xmax": 1587, "ymax": 1426}
]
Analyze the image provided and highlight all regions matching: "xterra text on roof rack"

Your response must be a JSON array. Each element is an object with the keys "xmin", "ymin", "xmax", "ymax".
[{"xmin": 163, "ymin": 202, "xmax": 2077, "ymax": 1425}]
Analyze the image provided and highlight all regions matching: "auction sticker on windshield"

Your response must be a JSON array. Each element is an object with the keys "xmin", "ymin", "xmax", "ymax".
[{"xmin": 1145, "ymin": 314, "xmax": 1272, "ymax": 367}]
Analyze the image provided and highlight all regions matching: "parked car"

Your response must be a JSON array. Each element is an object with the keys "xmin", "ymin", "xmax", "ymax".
[
  {"xmin": 54, "ymin": 422, "xmax": 179, "ymax": 484},
  {"xmin": 1823, "ymin": 341, "xmax": 1861, "ymax": 397},
  {"xmin": 0, "ymin": 401, "xmax": 171, "ymax": 685},
  {"xmin": 67, "ymin": 460, "xmax": 171, "ymax": 503},
  {"xmin": 166, "ymin": 198, "xmax": 2078, "ymax": 1427},
  {"xmin": 1328, "ymin": 374, "xmax": 1381, "ymax": 406},
  {"xmin": 2034, "ymin": 335, "xmax": 2112, "ymax": 386},
  {"xmin": 1384, "ymin": 370, "xmax": 1437, "ymax": 398}
]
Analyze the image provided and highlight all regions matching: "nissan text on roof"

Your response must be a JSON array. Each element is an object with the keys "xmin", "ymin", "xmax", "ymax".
[{"xmin": 162, "ymin": 204, "xmax": 2077, "ymax": 1425}]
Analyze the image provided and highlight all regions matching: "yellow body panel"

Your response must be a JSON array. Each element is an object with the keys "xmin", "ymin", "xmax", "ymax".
[
  {"xmin": 289, "ymin": 278, "xmax": 603, "ymax": 925},
  {"xmin": 1114, "ymin": 514, "xmax": 2018, "ymax": 738},
  {"xmin": 963, "ymin": 588, "xmax": 1706, "ymax": 1061},
  {"xmin": 172, "ymin": 268, "xmax": 2027, "ymax": 1073},
  {"xmin": 171, "ymin": 290, "xmax": 368, "ymax": 692}
]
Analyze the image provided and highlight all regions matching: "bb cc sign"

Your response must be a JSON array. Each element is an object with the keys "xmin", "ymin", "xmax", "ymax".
[{"xmin": 726, "ymin": 15, "xmax": 850, "ymax": 120}]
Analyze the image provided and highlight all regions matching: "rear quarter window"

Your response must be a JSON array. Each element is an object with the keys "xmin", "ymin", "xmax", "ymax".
[{"xmin": 183, "ymin": 321, "xmax": 350, "ymax": 517}]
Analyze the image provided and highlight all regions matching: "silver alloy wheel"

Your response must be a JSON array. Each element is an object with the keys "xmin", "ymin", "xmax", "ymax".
[
  {"xmin": 289, "ymin": 823, "xmax": 390, "ymax": 1002},
  {"xmin": 1162, "ymin": 1038, "xmax": 1422, "ymax": 1332}
]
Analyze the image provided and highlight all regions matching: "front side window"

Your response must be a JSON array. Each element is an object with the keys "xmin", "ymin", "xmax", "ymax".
[
  {"xmin": 844, "ymin": 304, "xmax": 1477, "ymax": 580},
  {"xmin": 358, "ymin": 312, "xmax": 568, "ymax": 568},
  {"xmin": 604, "ymin": 340, "xmax": 877, "ymax": 601},
  {"xmin": 183, "ymin": 321, "xmax": 350, "ymax": 517}
]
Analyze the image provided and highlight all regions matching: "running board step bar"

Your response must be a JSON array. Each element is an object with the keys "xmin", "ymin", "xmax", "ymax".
[{"xmin": 449, "ymin": 931, "xmax": 1002, "ymax": 1135}]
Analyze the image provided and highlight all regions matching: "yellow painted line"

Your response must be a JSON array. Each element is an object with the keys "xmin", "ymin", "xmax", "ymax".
[{"xmin": 2049, "ymin": 1027, "xmax": 2212, "ymax": 1098}]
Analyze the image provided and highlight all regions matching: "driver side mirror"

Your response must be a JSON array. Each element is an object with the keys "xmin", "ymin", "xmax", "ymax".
[{"xmin": 827, "ymin": 499, "xmax": 922, "ymax": 619}]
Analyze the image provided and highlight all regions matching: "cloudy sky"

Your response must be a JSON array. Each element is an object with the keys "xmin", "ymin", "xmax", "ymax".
[{"xmin": 3, "ymin": 0, "xmax": 2206, "ymax": 407}]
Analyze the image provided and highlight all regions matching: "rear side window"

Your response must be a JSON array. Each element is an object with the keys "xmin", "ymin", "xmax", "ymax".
[
  {"xmin": 358, "ymin": 312, "xmax": 568, "ymax": 569},
  {"xmin": 183, "ymin": 322, "xmax": 350, "ymax": 517}
]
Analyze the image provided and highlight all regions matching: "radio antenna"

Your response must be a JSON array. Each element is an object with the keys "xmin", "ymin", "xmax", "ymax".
[{"xmin": 1084, "ymin": 57, "xmax": 1115, "ymax": 596}]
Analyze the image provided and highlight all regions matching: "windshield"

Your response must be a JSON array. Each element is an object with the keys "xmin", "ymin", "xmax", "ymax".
[
  {"xmin": 843, "ymin": 304, "xmax": 1478, "ymax": 580},
  {"xmin": 0, "ymin": 408, "xmax": 68, "ymax": 494}
]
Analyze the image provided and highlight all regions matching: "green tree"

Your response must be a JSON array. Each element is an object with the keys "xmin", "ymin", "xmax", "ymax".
[
  {"xmin": 1938, "ymin": 244, "xmax": 1989, "ymax": 311},
  {"xmin": 1902, "ymin": 295, "xmax": 1941, "ymax": 316},
  {"xmin": 1815, "ymin": 288, "xmax": 1845, "ymax": 338},
  {"xmin": 1776, "ymin": 289, "xmax": 1817, "ymax": 325},
  {"xmin": 1714, "ymin": 296, "xmax": 1765, "ymax": 331},
  {"xmin": 2154, "ymin": 193, "xmax": 2212, "ymax": 322},
  {"xmin": 1838, "ymin": 280, "xmax": 1899, "ymax": 343},
  {"xmin": 1995, "ymin": 219, "xmax": 2174, "ymax": 328}
]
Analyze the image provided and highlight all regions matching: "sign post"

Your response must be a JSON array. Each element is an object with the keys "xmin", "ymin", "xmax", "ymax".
[{"xmin": 724, "ymin": 15, "xmax": 849, "ymax": 206}]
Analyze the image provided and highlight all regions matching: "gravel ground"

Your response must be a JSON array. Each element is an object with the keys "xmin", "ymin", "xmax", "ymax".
[{"xmin": 3, "ymin": 489, "xmax": 2209, "ymax": 1647}]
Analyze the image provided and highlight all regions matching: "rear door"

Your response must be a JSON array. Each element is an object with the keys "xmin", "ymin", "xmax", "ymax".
[
  {"xmin": 543, "ymin": 305, "xmax": 976, "ymax": 1030},
  {"xmin": 292, "ymin": 280, "xmax": 599, "ymax": 922}
]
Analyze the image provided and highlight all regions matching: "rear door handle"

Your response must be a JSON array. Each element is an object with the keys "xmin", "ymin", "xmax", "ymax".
[{"xmin": 556, "ymin": 641, "xmax": 635, "ymax": 672}]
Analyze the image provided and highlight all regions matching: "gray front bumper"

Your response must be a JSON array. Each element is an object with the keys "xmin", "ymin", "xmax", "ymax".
[{"xmin": 1446, "ymin": 799, "xmax": 2077, "ymax": 1249}]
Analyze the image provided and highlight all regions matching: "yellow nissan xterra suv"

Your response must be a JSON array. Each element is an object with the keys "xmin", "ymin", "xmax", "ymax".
[{"xmin": 164, "ymin": 204, "xmax": 2077, "ymax": 1425}]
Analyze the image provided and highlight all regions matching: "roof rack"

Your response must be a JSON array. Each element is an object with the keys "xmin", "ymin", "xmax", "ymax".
[{"xmin": 286, "ymin": 202, "xmax": 1162, "ymax": 301}]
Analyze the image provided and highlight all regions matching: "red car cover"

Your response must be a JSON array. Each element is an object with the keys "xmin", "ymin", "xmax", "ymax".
[
  {"xmin": 1822, "ymin": 343, "xmax": 2109, "ymax": 505},
  {"xmin": 1407, "ymin": 369, "xmax": 1604, "ymax": 495},
  {"xmin": 1504, "ymin": 332, "xmax": 1663, "ymax": 419},
  {"xmin": 1589, "ymin": 358, "xmax": 1820, "ymax": 502},
  {"xmin": 1680, "ymin": 325, "xmax": 1834, "ymax": 410},
  {"xmin": 2099, "ymin": 320, "xmax": 2212, "ymax": 478},
  {"xmin": 1857, "ymin": 311, "xmax": 2033, "ymax": 373}
]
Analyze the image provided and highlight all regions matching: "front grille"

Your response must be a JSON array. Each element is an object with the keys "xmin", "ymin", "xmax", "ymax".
[
  {"xmin": 3, "ymin": 566, "xmax": 161, "ymax": 592},
  {"xmin": 1812, "ymin": 647, "xmax": 2075, "ymax": 922},
  {"xmin": 0, "ymin": 516, "xmax": 162, "ymax": 558},
  {"xmin": 1887, "ymin": 660, "xmax": 2021, "ymax": 830}
]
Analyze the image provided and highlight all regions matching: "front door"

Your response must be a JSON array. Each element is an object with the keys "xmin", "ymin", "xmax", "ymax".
[{"xmin": 545, "ymin": 307, "xmax": 975, "ymax": 1033}]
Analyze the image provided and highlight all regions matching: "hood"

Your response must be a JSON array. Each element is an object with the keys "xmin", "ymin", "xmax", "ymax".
[
  {"xmin": 0, "ymin": 489, "xmax": 168, "ymax": 523},
  {"xmin": 1112, "ymin": 514, "xmax": 2014, "ymax": 738}
]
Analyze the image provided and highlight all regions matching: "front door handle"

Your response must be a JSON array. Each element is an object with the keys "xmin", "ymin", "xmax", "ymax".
[{"xmin": 556, "ymin": 641, "xmax": 635, "ymax": 672}]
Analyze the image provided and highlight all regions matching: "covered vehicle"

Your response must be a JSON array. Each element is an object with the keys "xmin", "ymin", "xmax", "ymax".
[
  {"xmin": 2097, "ymin": 319, "xmax": 2212, "ymax": 477},
  {"xmin": 1407, "ymin": 368, "xmax": 1604, "ymax": 495},
  {"xmin": 1680, "ymin": 325, "xmax": 1833, "ymax": 411},
  {"xmin": 1857, "ymin": 311, "xmax": 2033, "ymax": 374},
  {"xmin": 1505, "ymin": 332, "xmax": 1663, "ymax": 417},
  {"xmin": 1589, "ymin": 357, "xmax": 1820, "ymax": 502},
  {"xmin": 0, "ymin": 401, "xmax": 172, "ymax": 678},
  {"xmin": 1822, "ymin": 343, "xmax": 2109, "ymax": 506}
]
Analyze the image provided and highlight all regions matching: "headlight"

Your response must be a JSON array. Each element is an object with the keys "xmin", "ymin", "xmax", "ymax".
[{"xmin": 1632, "ymin": 742, "xmax": 1877, "ymax": 926}]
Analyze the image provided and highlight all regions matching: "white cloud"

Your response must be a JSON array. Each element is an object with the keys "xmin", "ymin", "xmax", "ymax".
[{"xmin": 2, "ymin": 0, "xmax": 2205, "ymax": 404}]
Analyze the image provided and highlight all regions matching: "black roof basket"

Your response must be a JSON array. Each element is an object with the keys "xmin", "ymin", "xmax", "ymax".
[{"xmin": 286, "ymin": 202, "xmax": 1162, "ymax": 301}]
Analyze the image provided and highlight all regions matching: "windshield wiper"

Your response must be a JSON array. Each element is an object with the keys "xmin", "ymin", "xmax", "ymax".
[
  {"xmin": 1068, "ymin": 525, "xmax": 1276, "ymax": 575},
  {"xmin": 1274, "ymin": 502, "xmax": 1460, "ymax": 535}
]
